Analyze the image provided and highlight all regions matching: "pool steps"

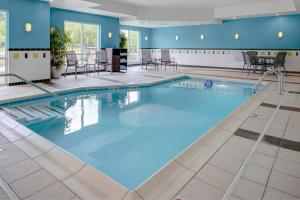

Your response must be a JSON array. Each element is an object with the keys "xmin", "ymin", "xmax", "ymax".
[{"xmin": 0, "ymin": 104, "xmax": 64, "ymax": 126}]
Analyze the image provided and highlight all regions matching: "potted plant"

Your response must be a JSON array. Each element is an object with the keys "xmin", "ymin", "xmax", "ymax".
[
  {"xmin": 50, "ymin": 27, "xmax": 71, "ymax": 79},
  {"xmin": 119, "ymin": 32, "xmax": 127, "ymax": 49}
]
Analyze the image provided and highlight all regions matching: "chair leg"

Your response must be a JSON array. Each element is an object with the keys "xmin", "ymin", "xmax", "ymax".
[
  {"xmin": 242, "ymin": 63, "xmax": 246, "ymax": 73},
  {"xmin": 65, "ymin": 66, "xmax": 69, "ymax": 77},
  {"xmin": 75, "ymin": 67, "xmax": 77, "ymax": 79},
  {"xmin": 284, "ymin": 66, "xmax": 287, "ymax": 76}
]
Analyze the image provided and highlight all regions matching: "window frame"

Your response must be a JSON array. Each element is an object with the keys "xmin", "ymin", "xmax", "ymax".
[
  {"xmin": 120, "ymin": 29, "xmax": 140, "ymax": 62},
  {"xmin": 64, "ymin": 20, "xmax": 100, "ymax": 54}
]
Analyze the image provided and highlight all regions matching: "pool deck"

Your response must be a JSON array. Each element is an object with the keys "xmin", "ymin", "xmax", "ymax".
[{"xmin": 0, "ymin": 66, "xmax": 300, "ymax": 200}]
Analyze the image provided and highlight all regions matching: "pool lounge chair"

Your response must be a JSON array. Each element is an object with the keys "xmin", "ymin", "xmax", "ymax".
[
  {"xmin": 160, "ymin": 49, "xmax": 178, "ymax": 70},
  {"xmin": 141, "ymin": 49, "xmax": 159, "ymax": 70}
]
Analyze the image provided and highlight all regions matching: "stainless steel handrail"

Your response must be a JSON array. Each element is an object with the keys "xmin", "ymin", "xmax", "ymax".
[
  {"xmin": 252, "ymin": 68, "xmax": 284, "ymax": 95},
  {"xmin": 0, "ymin": 73, "xmax": 65, "ymax": 103}
]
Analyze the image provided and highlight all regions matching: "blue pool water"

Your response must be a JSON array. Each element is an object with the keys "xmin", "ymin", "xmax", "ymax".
[{"xmin": 2, "ymin": 77, "xmax": 254, "ymax": 189}]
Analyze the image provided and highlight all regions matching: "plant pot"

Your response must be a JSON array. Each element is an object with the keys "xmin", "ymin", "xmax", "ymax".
[{"xmin": 51, "ymin": 67, "xmax": 62, "ymax": 79}]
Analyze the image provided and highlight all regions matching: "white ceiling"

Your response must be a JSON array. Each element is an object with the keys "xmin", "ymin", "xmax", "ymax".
[
  {"xmin": 49, "ymin": 0, "xmax": 300, "ymax": 28},
  {"xmin": 109, "ymin": 0, "xmax": 272, "ymax": 8}
]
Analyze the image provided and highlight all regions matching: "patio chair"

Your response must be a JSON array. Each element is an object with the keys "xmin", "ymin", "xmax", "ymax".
[
  {"xmin": 141, "ymin": 49, "xmax": 158, "ymax": 70},
  {"xmin": 247, "ymin": 51, "xmax": 265, "ymax": 74},
  {"xmin": 242, "ymin": 52, "xmax": 251, "ymax": 74},
  {"xmin": 65, "ymin": 51, "xmax": 89, "ymax": 79},
  {"xmin": 274, "ymin": 52, "xmax": 287, "ymax": 76},
  {"xmin": 95, "ymin": 50, "xmax": 109, "ymax": 74},
  {"xmin": 160, "ymin": 49, "xmax": 178, "ymax": 70}
]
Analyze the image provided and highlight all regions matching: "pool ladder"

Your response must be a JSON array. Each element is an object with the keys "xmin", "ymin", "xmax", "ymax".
[{"xmin": 252, "ymin": 68, "xmax": 284, "ymax": 95}]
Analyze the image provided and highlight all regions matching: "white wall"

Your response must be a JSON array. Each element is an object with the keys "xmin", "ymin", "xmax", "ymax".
[
  {"xmin": 8, "ymin": 50, "xmax": 50, "ymax": 83},
  {"xmin": 150, "ymin": 49, "xmax": 300, "ymax": 72}
]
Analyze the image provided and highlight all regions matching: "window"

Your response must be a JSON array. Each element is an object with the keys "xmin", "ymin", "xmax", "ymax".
[
  {"xmin": 64, "ymin": 21, "xmax": 99, "ymax": 53},
  {"xmin": 0, "ymin": 11, "xmax": 7, "ymax": 84},
  {"xmin": 120, "ymin": 30, "xmax": 139, "ymax": 62}
]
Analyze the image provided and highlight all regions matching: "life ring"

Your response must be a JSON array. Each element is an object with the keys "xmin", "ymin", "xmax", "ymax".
[{"xmin": 204, "ymin": 80, "xmax": 213, "ymax": 88}]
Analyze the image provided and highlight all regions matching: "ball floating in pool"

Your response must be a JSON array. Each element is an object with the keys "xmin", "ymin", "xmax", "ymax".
[{"xmin": 204, "ymin": 80, "xmax": 213, "ymax": 88}]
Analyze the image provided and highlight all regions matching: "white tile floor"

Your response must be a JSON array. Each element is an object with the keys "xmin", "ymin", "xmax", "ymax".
[{"xmin": 0, "ymin": 66, "xmax": 300, "ymax": 199}]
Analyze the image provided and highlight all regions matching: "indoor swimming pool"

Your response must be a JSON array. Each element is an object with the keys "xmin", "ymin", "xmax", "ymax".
[{"xmin": 0, "ymin": 77, "xmax": 256, "ymax": 189}]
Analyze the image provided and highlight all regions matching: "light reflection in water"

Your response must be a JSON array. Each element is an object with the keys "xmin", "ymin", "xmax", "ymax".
[
  {"xmin": 64, "ymin": 95, "xmax": 100, "ymax": 135},
  {"xmin": 64, "ymin": 91, "xmax": 140, "ymax": 135},
  {"xmin": 119, "ymin": 91, "xmax": 140, "ymax": 108}
]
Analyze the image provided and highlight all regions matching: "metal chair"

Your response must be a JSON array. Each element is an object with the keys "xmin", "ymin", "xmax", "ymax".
[
  {"xmin": 95, "ymin": 50, "xmax": 109, "ymax": 74},
  {"xmin": 247, "ymin": 51, "xmax": 266, "ymax": 74},
  {"xmin": 141, "ymin": 49, "xmax": 158, "ymax": 70},
  {"xmin": 160, "ymin": 49, "xmax": 177, "ymax": 70},
  {"xmin": 242, "ymin": 52, "xmax": 251, "ymax": 74},
  {"xmin": 65, "ymin": 51, "xmax": 89, "ymax": 79},
  {"xmin": 274, "ymin": 52, "xmax": 287, "ymax": 76}
]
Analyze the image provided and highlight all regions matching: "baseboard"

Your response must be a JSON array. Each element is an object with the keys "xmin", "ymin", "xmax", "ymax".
[{"xmin": 8, "ymin": 79, "xmax": 50, "ymax": 86}]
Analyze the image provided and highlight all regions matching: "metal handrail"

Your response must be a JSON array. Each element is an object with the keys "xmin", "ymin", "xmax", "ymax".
[
  {"xmin": 0, "ymin": 73, "xmax": 66, "ymax": 103},
  {"xmin": 252, "ymin": 68, "xmax": 284, "ymax": 95}
]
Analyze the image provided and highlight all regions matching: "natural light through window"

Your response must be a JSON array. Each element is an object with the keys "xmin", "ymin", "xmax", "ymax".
[
  {"xmin": 64, "ymin": 21, "xmax": 99, "ymax": 53},
  {"xmin": 120, "ymin": 29, "xmax": 139, "ymax": 62}
]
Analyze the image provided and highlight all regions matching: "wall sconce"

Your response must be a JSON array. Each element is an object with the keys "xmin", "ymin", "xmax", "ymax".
[
  {"xmin": 145, "ymin": 36, "xmax": 148, "ymax": 41},
  {"xmin": 278, "ymin": 32, "xmax": 284, "ymax": 39},
  {"xmin": 175, "ymin": 35, "xmax": 179, "ymax": 41},
  {"xmin": 25, "ymin": 23, "xmax": 32, "ymax": 32},
  {"xmin": 234, "ymin": 33, "xmax": 240, "ymax": 40},
  {"xmin": 108, "ymin": 32, "xmax": 112, "ymax": 38},
  {"xmin": 200, "ymin": 34, "xmax": 205, "ymax": 40}
]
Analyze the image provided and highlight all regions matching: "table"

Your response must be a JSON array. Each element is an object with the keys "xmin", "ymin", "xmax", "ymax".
[{"xmin": 256, "ymin": 56, "xmax": 276, "ymax": 72}]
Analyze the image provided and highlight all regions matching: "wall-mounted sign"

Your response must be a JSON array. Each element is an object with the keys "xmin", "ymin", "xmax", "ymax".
[{"xmin": 13, "ymin": 53, "xmax": 20, "ymax": 60}]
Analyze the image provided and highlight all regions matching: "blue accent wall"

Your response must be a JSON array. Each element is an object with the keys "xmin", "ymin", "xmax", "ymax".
[
  {"xmin": 50, "ymin": 8, "xmax": 120, "ymax": 48},
  {"xmin": 0, "ymin": 0, "xmax": 50, "ymax": 48},
  {"xmin": 150, "ymin": 15, "xmax": 300, "ymax": 49},
  {"xmin": 120, "ymin": 25, "xmax": 151, "ymax": 48}
]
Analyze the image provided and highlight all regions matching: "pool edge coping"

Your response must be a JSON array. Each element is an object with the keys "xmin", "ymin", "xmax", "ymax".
[{"xmin": 0, "ymin": 75, "xmax": 274, "ymax": 200}]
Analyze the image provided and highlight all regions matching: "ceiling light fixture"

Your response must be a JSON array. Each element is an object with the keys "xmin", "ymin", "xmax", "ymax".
[
  {"xmin": 175, "ymin": 35, "xmax": 179, "ymax": 41},
  {"xmin": 145, "ymin": 36, "xmax": 148, "ymax": 41}
]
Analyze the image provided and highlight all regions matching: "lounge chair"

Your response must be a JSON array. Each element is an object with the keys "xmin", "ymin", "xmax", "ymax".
[
  {"xmin": 141, "ymin": 49, "xmax": 159, "ymax": 70},
  {"xmin": 160, "ymin": 49, "xmax": 177, "ymax": 70}
]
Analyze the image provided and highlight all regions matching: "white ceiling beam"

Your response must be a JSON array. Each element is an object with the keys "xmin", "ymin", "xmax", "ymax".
[
  {"xmin": 293, "ymin": 0, "xmax": 300, "ymax": 11},
  {"xmin": 84, "ymin": 0, "xmax": 138, "ymax": 17},
  {"xmin": 136, "ymin": 7, "xmax": 216, "ymax": 22},
  {"xmin": 214, "ymin": 0, "xmax": 296, "ymax": 19}
]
